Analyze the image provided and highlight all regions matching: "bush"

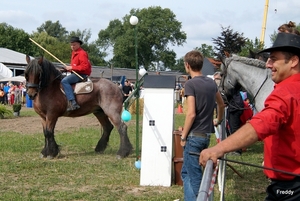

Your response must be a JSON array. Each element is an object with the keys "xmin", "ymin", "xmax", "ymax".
[
  {"xmin": 12, "ymin": 103, "xmax": 22, "ymax": 112},
  {"xmin": 0, "ymin": 104, "xmax": 12, "ymax": 119}
]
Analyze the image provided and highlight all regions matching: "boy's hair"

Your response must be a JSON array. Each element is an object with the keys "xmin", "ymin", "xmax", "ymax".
[{"xmin": 184, "ymin": 50, "xmax": 204, "ymax": 71}]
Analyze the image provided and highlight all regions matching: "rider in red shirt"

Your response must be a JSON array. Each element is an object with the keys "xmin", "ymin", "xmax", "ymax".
[
  {"xmin": 200, "ymin": 33, "xmax": 300, "ymax": 200},
  {"xmin": 61, "ymin": 36, "xmax": 91, "ymax": 112}
]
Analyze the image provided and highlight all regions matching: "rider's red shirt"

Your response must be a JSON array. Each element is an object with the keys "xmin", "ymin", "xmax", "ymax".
[
  {"xmin": 249, "ymin": 73, "xmax": 300, "ymax": 180},
  {"xmin": 71, "ymin": 47, "xmax": 91, "ymax": 75}
]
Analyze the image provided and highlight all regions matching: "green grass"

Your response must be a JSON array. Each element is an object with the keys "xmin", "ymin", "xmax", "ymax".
[{"xmin": 0, "ymin": 111, "xmax": 268, "ymax": 200}]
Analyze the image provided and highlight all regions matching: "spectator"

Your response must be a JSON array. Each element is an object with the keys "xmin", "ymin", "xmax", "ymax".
[
  {"xmin": 3, "ymin": 82, "xmax": 10, "ymax": 105},
  {"xmin": 122, "ymin": 80, "xmax": 132, "ymax": 102},
  {"xmin": 278, "ymin": 21, "xmax": 300, "ymax": 35},
  {"xmin": 226, "ymin": 87, "xmax": 244, "ymax": 155},
  {"xmin": 8, "ymin": 83, "xmax": 15, "ymax": 105},
  {"xmin": 180, "ymin": 50, "xmax": 225, "ymax": 200},
  {"xmin": 0, "ymin": 83, "xmax": 4, "ymax": 104}
]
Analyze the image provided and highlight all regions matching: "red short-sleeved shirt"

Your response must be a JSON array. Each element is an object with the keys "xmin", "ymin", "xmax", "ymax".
[{"xmin": 249, "ymin": 73, "xmax": 300, "ymax": 180}]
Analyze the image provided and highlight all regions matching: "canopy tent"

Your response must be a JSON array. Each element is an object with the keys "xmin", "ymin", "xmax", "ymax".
[
  {"xmin": 0, "ymin": 76, "xmax": 26, "ymax": 83},
  {"xmin": 0, "ymin": 62, "xmax": 13, "ymax": 79}
]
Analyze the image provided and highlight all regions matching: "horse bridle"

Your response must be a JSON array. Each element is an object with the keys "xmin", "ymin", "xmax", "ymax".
[
  {"xmin": 26, "ymin": 72, "xmax": 42, "ymax": 91},
  {"xmin": 26, "ymin": 72, "xmax": 62, "ymax": 92}
]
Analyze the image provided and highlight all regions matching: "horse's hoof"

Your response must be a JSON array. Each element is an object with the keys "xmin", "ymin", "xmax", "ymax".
[
  {"xmin": 116, "ymin": 155, "xmax": 122, "ymax": 160},
  {"xmin": 40, "ymin": 154, "xmax": 45, "ymax": 158},
  {"xmin": 95, "ymin": 150, "xmax": 104, "ymax": 154},
  {"xmin": 47, "ymin": 155, "xmax": 54, "ymax": 160}
]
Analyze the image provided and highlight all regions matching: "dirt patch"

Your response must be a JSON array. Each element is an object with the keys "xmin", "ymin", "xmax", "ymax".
[{"xmin": 0, "ymin": 107, "xmax": 101, "ymax": 134}]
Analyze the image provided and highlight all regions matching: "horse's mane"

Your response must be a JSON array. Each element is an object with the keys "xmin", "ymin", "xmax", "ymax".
[
  {"xmin": 226, "ymin": 55, "xmax": 266, "ymax": 69},
  {"xmin": 25, "ymin": 57, "xmax": 62, "ymax": 88}
]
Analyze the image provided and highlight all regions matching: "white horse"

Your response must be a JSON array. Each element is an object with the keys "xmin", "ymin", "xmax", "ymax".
[{"xmin": 220, "ymin": 55, "xmax": 274, "ymax": 112}]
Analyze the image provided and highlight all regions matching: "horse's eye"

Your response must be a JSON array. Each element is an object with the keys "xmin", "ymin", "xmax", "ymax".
[{"xmin": 220, "ymin": 73, "xmax": 224, "ymax": 77}]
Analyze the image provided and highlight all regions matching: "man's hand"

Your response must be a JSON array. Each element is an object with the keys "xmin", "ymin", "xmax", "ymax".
[
  {"xmin": 65, "ymin": 66, "xmax": 72, "ymax": 71},
  {"xmin": 199, "ymin": 146, "xmax": 224, "ymax": 167}
]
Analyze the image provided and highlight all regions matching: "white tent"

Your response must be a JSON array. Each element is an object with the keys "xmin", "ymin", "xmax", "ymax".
[
  {"xmin": 0, "ymin": 76, "xmax": 25, "ymax": 83},
  {"xmin": 0, "ymin": 62, "xmax": 13, "ymax": 79}
]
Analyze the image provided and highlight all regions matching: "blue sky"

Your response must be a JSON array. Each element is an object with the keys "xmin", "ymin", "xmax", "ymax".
[{"xmin": 1, "ymin": 0, "xmax": 300, "ymax": 59}]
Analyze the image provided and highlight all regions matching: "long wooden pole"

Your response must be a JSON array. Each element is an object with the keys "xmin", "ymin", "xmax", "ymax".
[
  {"xmin": 29, "ymin": 38, "xmax": 84, "ymax": 80},
  {"xmin": 260, "ymin": 0, "xmax": 269, "ymax": 44}
]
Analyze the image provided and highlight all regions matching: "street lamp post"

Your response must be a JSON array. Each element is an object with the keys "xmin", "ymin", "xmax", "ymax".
[{"xmin": 130, "ymin": 16, "xmax": 139, "ymax": 162}]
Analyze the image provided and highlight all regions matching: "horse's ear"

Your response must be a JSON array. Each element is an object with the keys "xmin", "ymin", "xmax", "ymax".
[
  {"xmin": 249, "ymin": 50, "xmax": 255, "ymax": 58},
  {"xmin": 38, "ymin": 56, "xmax": 43, "ymax": 65},
  {"xmin": 26, "ymin": 55, "xmax": 31, "ymax": 64},
  {"xmin": 224, "ymin": 51, "xmax": 230, "ymax": 58},
  {"xmin": 216, "ymin": 54, "xmax": 225, "ymax": 66}
]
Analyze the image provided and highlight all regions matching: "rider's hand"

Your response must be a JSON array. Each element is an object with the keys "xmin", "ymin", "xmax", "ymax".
[{"xmin": 65, "ymin": 66, "xmax": 72, "ymax": 71}]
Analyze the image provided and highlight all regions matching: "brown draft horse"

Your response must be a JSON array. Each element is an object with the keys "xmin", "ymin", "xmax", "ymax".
[{"xmin": 25, "ymin": 56, "xmax": 133, "ymax": 159}]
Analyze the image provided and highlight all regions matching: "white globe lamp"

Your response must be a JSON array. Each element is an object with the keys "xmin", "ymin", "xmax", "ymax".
[{"xmin": 130, "ymin": 16, "xmax": 139, "ymax": 25}]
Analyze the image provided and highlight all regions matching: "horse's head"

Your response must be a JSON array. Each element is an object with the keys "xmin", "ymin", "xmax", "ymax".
[
  {"xmin": 25, "ymin": 55, "xmax": 62, "ymax": 100},
  {"xmin": 219, "ymin": 57, "xmax": 240, "ymax": 103},
  {"xmin": 25, "ymin": 55, "xmax": 43, "ymax": 99}
]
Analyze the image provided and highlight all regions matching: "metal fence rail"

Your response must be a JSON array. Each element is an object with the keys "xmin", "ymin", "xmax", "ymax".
[
  {"xmin": 197, "ymin": 108, "xmax": 227, "ymax": 201},
  {"xmin": 197, "ymin": 160, "xmax": 214, "ymax": 201}
]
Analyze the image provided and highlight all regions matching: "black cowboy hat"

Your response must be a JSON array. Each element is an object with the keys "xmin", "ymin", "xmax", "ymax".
[
  {"xmin": 70, "ymin": 36, "xmax": 83, "ymax": 45},
  {"xmin": 259, "ymin": 32, "xmax": 300, "ymax": 54}
]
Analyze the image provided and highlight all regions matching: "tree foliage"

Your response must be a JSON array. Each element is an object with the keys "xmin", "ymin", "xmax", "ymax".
[
  {"xmin": 172, "ymin": 58, "xmax": 185, "ymax": 72},
  {"xmin": 37, "ymin": 20, "xmax": 68, "ymax": 42},
  {"xmin": 212, "ymin": 26, "xmax": 247, "ymax": 57},
  {"xmin": 32, "ymin": 21, "xmax": 106, "ymax": 65},
  {"xmin": 30, "ymin": 32, "xmax": 70, "ymax": 63},
  {"xmin": 97, "ymin": 6, "xmax": 187, "ymax": 69},
  {"xmin": 195, "ymin": 44, "xmax": 215, "ymax": 58},
  {"xmin": 0, "ymin": 23, "xmax": 36, "ymax": 56},
  {"xmin": 239, "ymin": 37, "xmax": 265, "ymax": 57}
]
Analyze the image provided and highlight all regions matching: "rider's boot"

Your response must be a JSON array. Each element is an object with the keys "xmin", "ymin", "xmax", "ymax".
[{"xmin": 67, "ymin": 100, "xmax": 80, "ymax": 112}]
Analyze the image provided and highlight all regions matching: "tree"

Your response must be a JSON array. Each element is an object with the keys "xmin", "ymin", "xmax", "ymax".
[
  {"xmin": 33, "ymin": 22, "xmax": 107, "ymax": 66},
  {"xmin": 96, "ymin": 6, "xmax": 187, "ymax": 70},
  {"xmin": 37, "ymin": 20, "xmax": 68, "ymax": 42},
  {"xmin": 172, "ymin": 57, "xmax": 185, "ymax": 72},
  {"xmin": 30, "ymin": 32, "xmax": 71, "ymax": 63},
  {"xmin": 212, "ymin": 26, "xmax": 247, "ymax": 57},
  {"xmin": 0, "ymin": 23, "xmax": 36, "ymax": 56},
  {"xmin": 195, "ymin": 44, "xmax": 215, "ymax": 58},
  {"xmin": 239, "ymin": 37, "xmax": 265, "ymax": 57}
]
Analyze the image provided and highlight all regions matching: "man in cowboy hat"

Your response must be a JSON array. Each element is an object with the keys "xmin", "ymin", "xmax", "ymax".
[
  {"xmin": 200, "ymin": 32, "xmax": 300, "ymax": 200},
  {"xmin": 61, "ymin": 36, "xmax": 92, "ymax": 112}
]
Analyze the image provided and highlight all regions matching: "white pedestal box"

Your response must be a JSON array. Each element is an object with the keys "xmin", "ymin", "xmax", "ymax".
[{"xmin": 140, "ymin": 75, "xmax": 176, "ymax": 187}]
